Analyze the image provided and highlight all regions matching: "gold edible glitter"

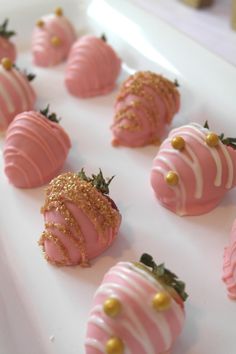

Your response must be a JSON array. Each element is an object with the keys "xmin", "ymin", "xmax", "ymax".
[
  {"xmin": 114, "ymin": 71, "xmax": 179, "ymax": 134},
  {"xmin": 39, "ymin": 172, "xmax": 120, "ymax": 267}
]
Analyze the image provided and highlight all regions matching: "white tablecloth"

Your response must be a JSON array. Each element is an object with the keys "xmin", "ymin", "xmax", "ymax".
[{"xmin": 131, "ymin": 0, "xmax": 236, "ymax": 66}]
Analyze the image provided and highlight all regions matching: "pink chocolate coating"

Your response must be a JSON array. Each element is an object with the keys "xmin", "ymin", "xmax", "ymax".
[
  {"xmin": 222, "ymin": 219, "xmax": 236, "ymax": 299},
  {"xmin": 65, "ymin": 36, "xmax": 121, "ymax": 98},
  {"xmin": 111, "ymin": 71, "xmax": 180, "ymax": 147},
  {"xmin": 39, "ymin": 172, "xmax": 121, "ymax": 266},
  {"xmin": 32, "ymin": 13, "xmax": 76, "ymax": 67},
  {"xmin": 150, "ymin": 123, "xmax": 236, "ymax": 216},
  {"xmin": 3, "ymin": 111, "xmax": 71, "ymax": 188},
  {"xmin": 85, "ymin": 261, "xmax": 185, "ymax": 354},
  {"xmin": 0, "ymin": 65, "xmax": 36, "ymax": 131},
  {"xmin": 0, "ymin": 37, "xmax": 16, "ymax": 62}
]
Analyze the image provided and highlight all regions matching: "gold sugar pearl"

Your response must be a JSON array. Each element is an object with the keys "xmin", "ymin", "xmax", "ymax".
[
  {"xmin": 51, "ymin": 36, "xmax": 61, "ymax": 47},
  {"xmin": 165, "ymin": 171, "xmax": 179, "ymax": 186},
  {"xmin": 103, "ymin": 298, "xmax": 122, "ymax": 318},
  {"xmin": 206, "ymin": 133, "xmax": 219, "ymax": 147},
  {"xmin": 36, "ymin": 19, "xmax": 44, "ymax": 28},
  {"xmin": 55, "ymin": 7, "xmax": 63, "ymax": 16},
  {"xmin": 171, "ymin": 136, "xmax": 185, "ymax": 151},
  {"xmin": 1, "ymin": 57, "xmax": 12, "ymax": 70},
  {"xmin": 152, "ymin": 291, "xmax": 171, "ymax": 311},
  {"xmin": 105, "ymin": 337, "xmax": 124, "ymax": 354}
]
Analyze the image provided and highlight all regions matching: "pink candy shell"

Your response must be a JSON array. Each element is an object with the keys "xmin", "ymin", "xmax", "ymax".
[
  {"xmin": 65, "ymin": 36, "xmax": 121, "ymax": 98},
  {"xmin": 4, "ymin": 111, "xmax": 71, "ymax": 188},
  {"xmin": 42, "ymin": 201, "xmax": 121, "ymax": 266}
]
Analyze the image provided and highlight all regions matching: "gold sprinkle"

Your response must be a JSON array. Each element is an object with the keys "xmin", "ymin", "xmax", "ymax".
[
  {"xmin": 114, "ymin": 71, "xmax": 179, "ymax": 138},
  {"xmin": 36, "ymin": 19, "xmax": 44, "ymax": 28},
  {"xmin": 40, "ymin": 173, "xmax": 120, "ymax": 267},
  {"xmin": 51, "ymin": 36, "xmax": 61, "ymax": 46},
  {"xmin": 165, "ymin": 171, "xmax": 179, "ymax": 186},
  {"xmin": 152, "ymin": 292, "xmax": 171, "ymax": 311},
  {"xmin": 206, "ymin": 133, "xmax": 219, "ymax": 147},
  {"xmin": 171, "ymin": 136, "xmax": 185, "ymax": 150},
  {"xmin": 55, "ymin": 7, "xmax": 63, "ymax": 16},
  {"xmin": 103, "ymin": 298, "xmax": 122, "ymax": 317},
  {"xmin": 1, "ymin": 57, "xmax": 12, "ymax": 70},
  {"xmin": 105, "ymin": 337, "xmax": 124, "ymax": 354}
]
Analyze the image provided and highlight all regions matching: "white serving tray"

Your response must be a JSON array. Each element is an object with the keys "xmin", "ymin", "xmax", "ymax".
[{"xmin": 1, "ymin": 1, "xmax": 236, "ymax": 353}]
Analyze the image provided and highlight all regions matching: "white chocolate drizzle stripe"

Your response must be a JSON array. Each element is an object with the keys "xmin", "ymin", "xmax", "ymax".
[
  {"xmin": 111, "ymin": 268, "xmax": 173, "ymax": 346},
  {"xmin": 85, "ymin": 338, "xmax": 104, "ymax": 352},
  {"xmin": 90, "ymin": 305, "xmax": 146, "ymax": 353},
  {"xmin": 161, "ymin": 143, "xmax": 203, "ymax": 199},
  {"xmin": 125, "ymin": 263, "xmax": 185, "ymax": 329},
  {"xmin": 171, "ymin": 124, "xmax": 222, "ymax": 187},
  {"xmin": 94, "ymin": 285, "xmax": 157, "ymax": 354}
]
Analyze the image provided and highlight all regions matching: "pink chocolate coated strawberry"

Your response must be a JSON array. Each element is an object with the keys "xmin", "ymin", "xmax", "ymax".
[
  {"xmin": 222, "ymin": 219, "xmax": 236, "ymax": 300},
  {"xmin": 0, "ymin": 58, "xmax": 36, "ymax": 131},
  {"xmin": 111, "ymin": 71, "xmax": 180, "ymax": 147},
  {"xmin": 32, "ymin": 7, "xmax": 76, "ymax": 67},
  {"xmin": 150, "ymin": 122, "xmax": 236, "ymax": 216},
  {"xmin": 0, "ymin": 19, "xmax": 16, "ymax": 62},
  {"xmin": 85, "ymin": 253, "xmax": 187, "ymax": 354},
  {"xmin": 39, "ymin": 170, "xmax": 121, "ymax": 266},
  {"xmin": 3, "ymin": 106, "xmax": 71, "ymax": 188},
  {"xmin": 65, "ymin": 35, "xmax": 121, "ymax": 98}
]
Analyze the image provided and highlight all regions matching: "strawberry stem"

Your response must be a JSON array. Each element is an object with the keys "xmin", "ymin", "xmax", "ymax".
[
  {"xmin": 40, "ymin": 105, "xmax": 60, "ymax": 123},
  {"xmin": 174, "ymin": 79, "xmax": 180, "ymax": 87},
  {"xmin": 78, "ymin": 168, "xmax": 114, "ymax": 195},
  {"xmin": 139, "ymin": 253, "xmax": 188, "ymax": 302},
  {"xmin": 101, "ymin": 33, "xmax": 107, "ymax": 42},
  {"xmin": 13, "ymin": 64, "xmax": 36, "ymax": 81},
  {"xmin": 0, "ymin": 19, "xmax": 16, "ymax": 39}
]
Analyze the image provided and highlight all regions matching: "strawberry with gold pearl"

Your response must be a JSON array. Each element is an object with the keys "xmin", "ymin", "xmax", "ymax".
[
  {"xmin": 32, "ymin": 7, "xmax": 76, "ymax": 67},
  {"xmin": 151, "ymin": 122, "xmax": 236, "ymax": 216},
  {"xmin": 0, "ymin": 59, "xmax": 36, "ymax": 131},
  {"xmin": 85, "ymin": 253, "xmax": 187, "ymax": 354}
]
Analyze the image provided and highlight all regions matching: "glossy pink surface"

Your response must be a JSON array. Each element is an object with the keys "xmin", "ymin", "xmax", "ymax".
[
  {"xmin": 32, "ymin": 13, "xmax": 76, "ymax": 67},
  {"xmin": 0, "ymin": 66, "xmax": 36, "ymax": 131},
  {"xmin": 151, "ymin": 123, "xmax": 236, "ymax": 216},
  {"xmin": 111, "ymin": 72, "xmax": 180, "ymax": 147},
  {"xmin": 65, "ymin": 35, "xmax": 121, "ymax": 98},
  {"xmin": 0, "ymin": 37, "xmax": 16, "ymax": 62},
  {"xmin": 223, "ymin": 219, "xmax": 236, "ymax": 299},
  {"xmin": 85, "ymin": 261, "xmax": 185, "ymax": 354},
  {"xmin": 43, "ymin": 199, "xmax": 121, "ymax": 266},
  {"xmin": 3, "ymin": 111, "xmax": 71, "ymax": 188}
]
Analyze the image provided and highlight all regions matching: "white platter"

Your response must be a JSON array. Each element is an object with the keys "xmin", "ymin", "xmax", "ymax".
[{"xmin": 1, "ymin": 0, "xmax": 236, "ymax": 353}]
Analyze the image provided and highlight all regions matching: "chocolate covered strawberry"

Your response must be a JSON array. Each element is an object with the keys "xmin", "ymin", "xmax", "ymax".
[
  {"xmin": 32, "ymin": 7, "xmax": 76, "ymax": 67},
  {"xmin": 0, "ymin": 19, "xmax": 16, "ymax": 62},
  {"xmin": 151, "ymin": 122, "xmax": 236, "ymax": 216},
  {"xmin": 111, "ymin": 71, "xmax": 180, "ymax": 147},
  {"xmin": 39, "ymin": 169, "xmax": 121, "ymax": 266},
  {"xmin": 65, "ymin": 35, "xmax": 121, "ymax": 98},
  {"xmin": 0, "ymin": 58, "xmax": 36, "ymax": 130},
  {"xmin": 85, "ymin": 253, "xmax": 187, "ymax": 354},
  {"xmin": 4, "ymin": 105, "xmax": 71, "ymax": 188}
]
